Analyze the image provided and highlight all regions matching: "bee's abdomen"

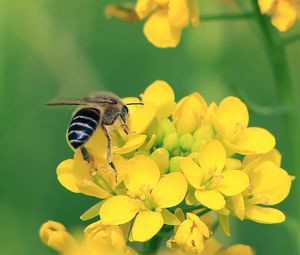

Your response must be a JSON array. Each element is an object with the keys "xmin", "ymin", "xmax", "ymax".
[{"xmin": 67, "ymin": 108, "xmax": 100, "ymax": 149}]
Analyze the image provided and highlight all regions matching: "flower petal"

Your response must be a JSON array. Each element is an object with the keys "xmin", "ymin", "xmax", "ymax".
[
  {"xmin": 258, "ymin": 0, "xmax": 275, "ymax": 13},
  {"xmin": 161, "ymin": 209, "xmax": 180, "ymax": 225},
  {"xmin": 131, "ymin": 211, "xmax": 163, "ymax": 241},
  {"xmin": 272, "ymin": 0, "xmax": 297, "ymax": 32},
  {"xmin": 187, "ymin": 213, "xmax": 209, "ymax": 238},
  {"xmin": 124, "ymin": 155, "xmax": 160, "ymax": 194},
  {"xmin": 199, "ymin": 140, "xmax": 226, "ymax": 175},
  {"xmin": 245, "ymin": 205, "xmax": 285, "ymax": 224},
  {"xmin": 135, "ymin": 0, "xmax": 158, "ymax": 19},
  {"xmin": 144, "ymin": 9, "xmax": 182, "ymax": 48},
  {"xmin": 227, "ymin": 194, "xmax": 245, "ymax": 221},
  {"xmin": 152, "ymin": 172, "xmax": 187, "ymax": 208},
  {"xmin": 56, "ymin": 159, "xmax": 80, "ymax": 193},
  {"xmin": 195, "ymin": 190, "xmax": 225, "ymax": 210},
  {"xmin": 100, "ymin": 195, "xmax": 139, "ymax": 225},
  {"xmin": 127, "ymin": 103, "xmax": 156, "ymax": 134},
  {"xmin": 113, "ymin": 134, "xmax": 147, "ymax": 154},
  {"xmin": 168, "ymin": 0, "xmax": 189, "ymax": 28},
  {"xmin": 218, "ymin": 214, "xmax": 230, "ymax": 236},
  {"xmin": 231, "ymin": 127, "xmax": 275, "ymax": 155},
  {"xmin": 216, "ymin": 170, "xmax": 249, "ymax": 196},
  {"xmin": 244, "ymin": 149, "xmax": 282, "ymax": 167},
  {"xmin": 216, "ymin": 244, "xmax": 254, "ymax": 255},
  {"xmin": 214, "ymin": 97, "xmax": 249, "ymax": 139},
  {"xmin": 247, "ymin": 161, "xmax": 292, "ymax": 205},
  {"xmin": 181, "ymin": 157, "xmax": 203, "ymax": 189},
  {"xmin": 174, "ymin": 219, "xmax": 193, "ymax": 245},
  {"xmin": 143, "ymin": 80, "xmax": 176, "ymax": 118}
]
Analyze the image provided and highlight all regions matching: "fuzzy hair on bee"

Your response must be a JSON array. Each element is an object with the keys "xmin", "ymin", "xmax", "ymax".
[{"xmin": 47, "ymin": 91, "xmax": 143, "ymax": 180}]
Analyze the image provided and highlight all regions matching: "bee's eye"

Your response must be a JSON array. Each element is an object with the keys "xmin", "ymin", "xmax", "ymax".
[{"xmin": 121, "ymin": 105, "xmax": 129, "ymax": 120}]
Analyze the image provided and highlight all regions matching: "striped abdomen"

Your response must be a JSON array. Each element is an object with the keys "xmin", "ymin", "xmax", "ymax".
[{"xmin": 67, "ymin": 108, "xmax": 100, "ymax": 149}]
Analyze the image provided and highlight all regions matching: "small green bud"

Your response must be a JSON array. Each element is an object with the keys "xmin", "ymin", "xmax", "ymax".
[
  {"xmin": 188, "ymin": 152, "xmax": 199, "ymax": 164},
  {"xmin": 169, "ymin": 156, "xmax": 183, "ymax": 172},
  {"xmin": 163, "ymin": 132, "xmax": 179, "ymax": 153},
  {"xmin": 179, "ymin": 134, "xmax": 194, "ymax": 152},
  {"xmin": 151, "ymin": 148, "xmax": 170, "ymax": 174},
  {"xmin": 156, "ymin": 119, "xmax": 176, "ymax": 146},
  {"xmin": 193, "ymin": 124, "xmax": 214, "ymax": 140},
  {"xmin": 191, "ymin": 138, "xmax": 206, "ymax": 153}
]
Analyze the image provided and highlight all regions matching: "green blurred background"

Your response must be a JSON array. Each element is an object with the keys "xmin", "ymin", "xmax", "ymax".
[{"xmin": 0, "ymin": 0, "xmax": 299, "ymax": 254}]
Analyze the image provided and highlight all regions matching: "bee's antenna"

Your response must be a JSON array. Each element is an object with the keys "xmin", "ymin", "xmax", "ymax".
[{"xmin": 126, "ymin": 102, "xmax": 144, "ymax": 106}]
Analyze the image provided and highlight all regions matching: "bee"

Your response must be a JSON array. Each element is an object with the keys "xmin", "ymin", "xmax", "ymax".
[{"xmin": 47, "ymin": 92, "xmax": 142, "ymax": 177}]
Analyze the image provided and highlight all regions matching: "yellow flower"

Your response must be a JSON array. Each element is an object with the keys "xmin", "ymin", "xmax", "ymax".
[
  {"xmin": 40, "ymin": 221, "xmax": 77, "ymax": 254},
  {"xmin": 135, "ymin": 0, "xmax": 199, "ymax": 48},
  {"xmin": 211, "ymin": 97, "xmax": 275, "ymax": 155},
  {"xmin": 100, "ymin": 155, "xmax": 187, "ymax": 242},
  {"xmin": 56, "ymin": 144, "xmax": 127, "ymax": 199},
  {"xmin": 258, "ymin": 0, "xmax": 299, "ymax": 32},
  {"xmin": 181, "ymin": 140, "xmax": 249, "ymax": 211},
  {"xmin": 84, "ymin": 221, "xmax": 138, "ymax": 255},
  {"xmin": 228, "ymin": 157, "xmax": 294, "ymax": 224},
  {"xmin": 40, "ymin": 220, "xmax": 138, "ymax": 255},
  {"xmin": 167, "ymin": 212, "xmax": 210, "ymax": 254},
  {"xmin": 173, "ymin": 92, "xmax": 208, "ymax": 135}
]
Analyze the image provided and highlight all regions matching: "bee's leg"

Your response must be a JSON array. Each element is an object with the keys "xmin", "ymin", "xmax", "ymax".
[
  {"xmin": 80, "ymin": 146, "xmax": 95, "ymax": 172},
  {"xmin": 101, "ymin": 125, "xmax": 118, "ymax": 180},
  {"xmin": 80, "ymin": 146, "xmax": 90, "ymax": 162},
  {"xmin": 119, "ymin": 116, "xmax": 129, "ymax": 134}
]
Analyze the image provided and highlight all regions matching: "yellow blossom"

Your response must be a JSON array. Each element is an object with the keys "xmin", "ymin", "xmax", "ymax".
[
  {"xmin": 100, "ymin": 155, "xmax": 187, "ymax": 242},
  {"xmin": 181, "ymin": 140, "xmax": 249, "ymax": 211},
  {"xmin": 56, "ymin": 146, "xmax": 127, "ymax": 199},
  {"xmin": 135, "ymin": 0, "xmax": 199, "ymax": 48},
  {"xmin": 228, "ymin": 158, "xmax": 294, "ymax": 224},
  {"xmin": 258, "ymin": 0, "xmax": 299, "ymax": 32},
  {"xmin": 211, "ymin": 97, "xmax": 275, "ymax": 155},
  {"xmin": 84, "ymin": 221, "xmax": 138, "ymax": 255},
  {"xmin": 40, "ymin": 220, "xmax": 137, "ymax": 255},
  {"xmin": 167, "ymin": 212, "xmax": 210, "ymax": 254}
]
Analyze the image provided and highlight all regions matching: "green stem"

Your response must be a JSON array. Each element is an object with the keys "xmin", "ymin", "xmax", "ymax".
[
  {"xmin": 251, "ymin": 0, "xmax": 300, "ymax": 222},
  {"xmin": 142, "ymin": 235, "xmax": 163, "ymax": 255},
  {"xmin": 201, "ymin": 12, "xmax": 255, "ymax": 21}
]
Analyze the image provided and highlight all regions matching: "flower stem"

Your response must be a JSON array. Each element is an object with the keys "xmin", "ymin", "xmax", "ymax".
[{"xmin": 201, "ymin": 12, "xmax": 255, "ymax": 22}]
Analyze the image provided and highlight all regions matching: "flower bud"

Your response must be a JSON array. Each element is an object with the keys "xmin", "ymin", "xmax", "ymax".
[
  {"xmin": 193, "ymin": 124, "xmax": 214, "ymax": 140},
  {"xmin": 191, "ymin": 138, "xmax": 206, "ymax": 153},
  {"xmin": 151, "ymin": 148, "xmax": 170, "ymax": 174},
  {"xmin": 156, "ymin": 119, "xmax": 176, "ymax": 146},
  {"xmin": 173, "ymin": 93, "xmax": 208, "ymax": 135},
  {"xmin": 169, "ymin": 156, "xmax": 183, "ymax": 172},
  {"xmin": 171, "ymin": 213, "xmax": 210, "ymax": 254},
  {"xmin": 163, "ymin": 132, "xmax": 179, "ymax": 153},
  {"xmin": 179, "ymin": 134, "xmax": 194, "ymax": 152},
  {"xmin": 39, "ymin": 221, "xmax": 77, "ymax": 254}
]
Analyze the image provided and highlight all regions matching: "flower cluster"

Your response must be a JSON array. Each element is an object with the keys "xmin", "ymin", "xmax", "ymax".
[
  {"xmin": 41, "ymin": 81, "xmax": 293, "ymax": 254},
  {"xmin": 104, "ymin": 1, "xmax": 300, "ymax": 48}
]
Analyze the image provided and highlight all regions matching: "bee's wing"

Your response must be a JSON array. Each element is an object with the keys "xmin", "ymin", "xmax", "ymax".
[{"xmin": 46, "ymin": 97, "xmax": 116, "ymax": 106}]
